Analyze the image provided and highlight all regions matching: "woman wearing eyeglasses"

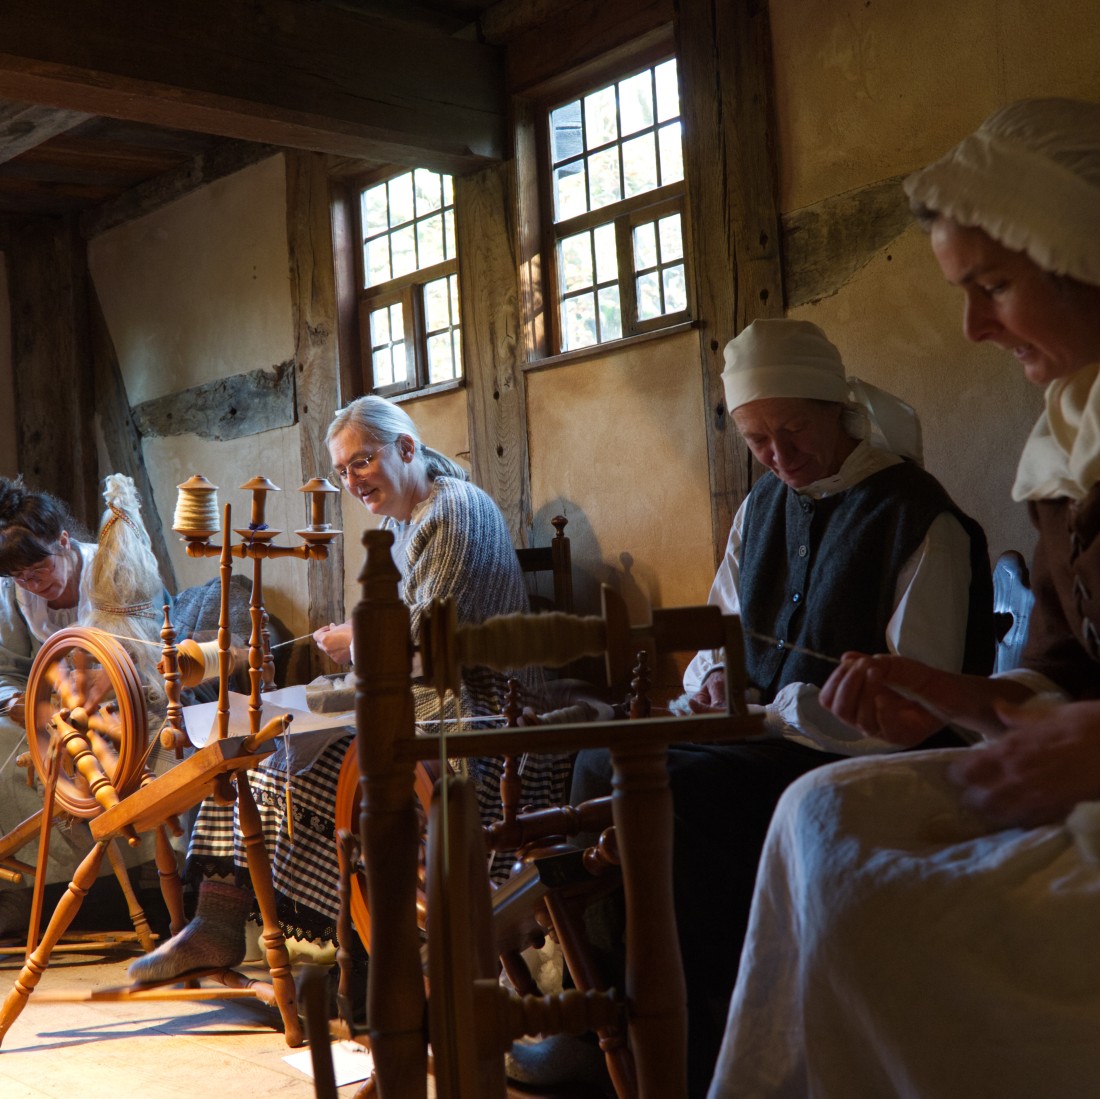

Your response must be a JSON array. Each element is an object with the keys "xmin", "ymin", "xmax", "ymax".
[{"xmin": 130, "ymin": 394, "xmax": 572, "ymax": 986}]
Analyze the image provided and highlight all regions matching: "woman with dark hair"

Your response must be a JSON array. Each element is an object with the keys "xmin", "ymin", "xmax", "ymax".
[
  {"xmin": 130, "ymin": 395, "xmax": 571, "ymax": 982},
  {"xmin": 710, "ymin": 98, "xmax": 1100, "ymax": 1098},
  {"xmin": 0, "ymin": 479, "xmax": 96, "ymax": 933},
  {"xmin": 0, "ymin": 473, "xmax": 164, "ymax": 936}
]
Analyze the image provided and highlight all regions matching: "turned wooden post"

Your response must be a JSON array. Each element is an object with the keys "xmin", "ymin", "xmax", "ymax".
[
  {"xmin": 355, "ymin": 529, "xmax": 426, "ymax": 1098},
  {"xmin": 610, "ymin": 741, "xmax": 687, "ymax": 1099}
]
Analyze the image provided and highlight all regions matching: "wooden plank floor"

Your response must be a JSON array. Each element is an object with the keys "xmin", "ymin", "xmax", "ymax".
[
  {"xmin": 0, "ymin": 880, "xmax": 612, "ymax": 1099},
  {"xmin": 0, "ymin": 945, "xmax": 353, "ymax": 1099}
]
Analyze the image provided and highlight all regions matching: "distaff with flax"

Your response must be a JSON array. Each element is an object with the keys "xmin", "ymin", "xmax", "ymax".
[{"xmin": 572, "ymin": 318, "xmax": 995, "ymax": 1099}]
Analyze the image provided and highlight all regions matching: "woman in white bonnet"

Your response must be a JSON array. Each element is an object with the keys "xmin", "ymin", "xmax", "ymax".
[
  {"xmin": 709, "ymin": 98, "xmax": 1100, "ymax": 1099},
  {"xmin": 572, "ymin": 316, "xmax": 995, "ymax": 1098}
]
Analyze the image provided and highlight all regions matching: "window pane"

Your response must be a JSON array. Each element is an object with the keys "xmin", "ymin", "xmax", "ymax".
[
  {"xmin": 654, "ymin": 59, "xmax": 679, "ymax": 123},
  {"xmin": 559, "ymin": 231, "xmax": 594, "ymax": 293},
  {"xmin": 618, "ymin": 71, "xmax": 654, "ymax": 137},
  {"xmin": 362, "ymin": 183, "xmax": 390, "ymax": 234},
  {"xmin": 388, "ymin": 172, "xmax": 414, "ymax": 227},
  {"xmin": 414, "ymin": 168, "xmax": 442, "ymax": 214},
  {"xmin": 444, "ymin": 208, "xmax": 456, "ymax": 260},
  {"xmin": 449, "ymin": 273, "xmax": 460, "ymax": 318},
  {"xmin": 584, "ymin": 85, "xmax": 618, "ymax": 148},
  {"xmin": 658, "ymin": 121, "xmax": 684, "ymax": 185},
  {"xmin": 622, "ymin": 133, "xmax": 658, "ymax": 197},
  {"xmin": 658, "ymin": 213, "xmax": 683, "ymax": 262},
  {"xmin": 588, "ymin": 147, "xmax": 622, "ymax": 211},
  {"xmin": 370, "ymin": 305, "xmax": 390, "ymax": 345},
  {"xmin": 663, "ymin": 263, "xmax": 687, "ymax": 313},
  {"xmin": 391, "ymin": 340, "xmax": 408, "ymax": 386},
  {"xmin": 562, "ymin": 293, "xmax": 597, "ymax": 351},
  {"xmin": 452, "ymin": 328, "xmax": 463, "ymax": 373},
  {"xmin": 418, "ymin": 213, "xmax": 445, "ymax": 268},
  {"xmin": 593, "ymin": 222, "xmax": 618, "ymax": 284},
  {"xmin": 633, "ymin": 221, "xmax": 658, "ymax": 271},
  {"xmin": 550, "ymin": 100, "xmax": 583, "ymax": 163},
  {"xmin": 365, "ymin": 237, "xmax": 391, "ymax": 286},
  {"xmin": 427, "ymin": 331, "xmax": 455, "ymax": 383},
  {"xmin": 598, "ymin": 285, "xmax": 622, "ymax": 341},
  {"xmin": 373, "ymin": 346, "xmax": 394, "ymax": 388},
  {"xmin": 555, "ymin": 162, "xmax": 588, "ymax": 220},
  {"xmin": 391, "ymin": 224, "xmax": 417, "ymax": 278},
  {"xmin": 424, "ymin": 275, "xmax": 451, "ymax": 332},
  {"xmin": 636, "ymin": 270, "xmax": 662, "ymax": 320}
]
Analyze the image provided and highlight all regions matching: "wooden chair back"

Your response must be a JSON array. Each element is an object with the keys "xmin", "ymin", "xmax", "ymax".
[
  {"xmin": 515, "ymin": 515, "xmax": 574, "ymax": 614},
  {"xmin": 350, "ymin": 527, "xmax": 762, "ymax": 1099}
]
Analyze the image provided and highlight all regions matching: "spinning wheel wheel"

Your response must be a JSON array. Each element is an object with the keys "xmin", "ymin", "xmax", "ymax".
[
  {"xmin": 24, "ymin": 626, "xmax": 149, "ymax": 819},
  {"xmin": 334, "ymin": 747, "xmax": 437, "ymax": 952}
]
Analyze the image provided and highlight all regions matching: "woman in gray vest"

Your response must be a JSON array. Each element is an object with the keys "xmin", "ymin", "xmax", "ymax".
[{"xmin": 572, "ymin": 317, "xmax": 994, "ymax": 1099}]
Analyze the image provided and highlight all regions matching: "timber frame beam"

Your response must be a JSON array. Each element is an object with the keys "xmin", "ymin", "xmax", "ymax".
[{"xmin": 0, "ymin": 0, "xmax": 506, "ymax": 175}]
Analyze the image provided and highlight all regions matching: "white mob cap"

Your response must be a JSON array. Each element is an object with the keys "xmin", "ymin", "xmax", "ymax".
[
  {"xmin": 904, "ymin": 97, "xmax": 1100, "ymax": 288},
  {"xmin": 722, "ymin": 318, "xmax": 923, "ymax": 464}
]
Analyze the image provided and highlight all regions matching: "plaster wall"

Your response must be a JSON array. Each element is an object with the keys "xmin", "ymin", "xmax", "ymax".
[
  {"xmin": 526, "ymin": 329, "xmax": 714, "ymax": 623},
  {"xmin": 89, "ymin": 157, "xmax": 294, "ymax": 404},
  {"xmin": 87, "ymin": 155, "xmax": 310, "ymax": 637},
  {"xmin": 769, "ymin": 0, "xmax": 1100, "ymax": 563}
]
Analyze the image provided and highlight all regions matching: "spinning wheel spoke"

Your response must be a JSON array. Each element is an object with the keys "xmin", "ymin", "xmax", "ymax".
[
  {"xmin": 25, "ymin": 628, "xmax": 149, "ymax": 820},
  {"xmin": 44, "ymin": 663, "xmax": 77, "ymax": 711},
  {"xmin": 88, "ymin": 709, "xmax": 124, "ymax": 744}
]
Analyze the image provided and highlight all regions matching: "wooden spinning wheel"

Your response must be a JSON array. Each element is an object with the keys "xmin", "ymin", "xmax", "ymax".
[
  {"xmin": 24, "ymin": 626, "xmax": 149, "ymax": 819},
  {"xmin": 334, "ymin": 748, "xmax": 437, "ymax": 952}
]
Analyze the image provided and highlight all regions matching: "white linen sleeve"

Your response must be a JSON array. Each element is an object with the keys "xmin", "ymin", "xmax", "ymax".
[{"xmin": 681, "ymin": 500, "xmax": 747, "ymax": 696}]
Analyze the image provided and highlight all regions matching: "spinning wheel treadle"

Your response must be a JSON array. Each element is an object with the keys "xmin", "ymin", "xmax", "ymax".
[{"xmin": 24, "ymin": 626, "xmax": 149, "ymax": 819}]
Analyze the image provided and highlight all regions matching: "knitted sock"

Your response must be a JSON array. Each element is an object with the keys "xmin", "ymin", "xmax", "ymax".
[{"xmin": 128, "ymin": 881, "xmax": 251, "ymax": 983}]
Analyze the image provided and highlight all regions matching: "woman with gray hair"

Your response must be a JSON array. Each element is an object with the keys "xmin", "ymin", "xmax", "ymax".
[
  {"xmin": 130, "ymin": 394, "xmax": 571, "ymax": 983},
  {"xmin": 709, "ymin": 98, "xmax": 1100, "ymax": 1098}
]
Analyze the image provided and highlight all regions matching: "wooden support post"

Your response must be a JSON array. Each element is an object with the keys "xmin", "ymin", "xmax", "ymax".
[
  {"xmin": 610, "ymin": 740, "xmax": 687, "ymax": 1099},
  {"xmin": 355, "ymin": 530, "xmax": 427, "ymax": 1098}
]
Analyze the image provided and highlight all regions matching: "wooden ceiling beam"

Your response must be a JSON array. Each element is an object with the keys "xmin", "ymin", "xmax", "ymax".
[{"xmin": 0, "ymin": 0, "xmax": 506, "ymax": 175}]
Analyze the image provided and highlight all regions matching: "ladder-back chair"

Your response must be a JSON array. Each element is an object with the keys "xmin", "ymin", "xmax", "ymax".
[{"xmin": 347, "ymin": 527, "xmax": 763, "ymax": 1099}]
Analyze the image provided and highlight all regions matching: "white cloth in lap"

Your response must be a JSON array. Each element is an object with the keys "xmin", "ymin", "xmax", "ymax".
[{"xmin": 709, "ymin": 750, "xmax": 1100, "ymax": 1099}]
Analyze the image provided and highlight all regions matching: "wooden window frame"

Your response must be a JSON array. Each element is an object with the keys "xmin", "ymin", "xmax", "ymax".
[
  {"xmin": 339, "ymin": 165, "xmax": 463, "ymax": 400},
  {"xmin": 533, "ymin": 49, "xmax": 692, "ymax": 357}
]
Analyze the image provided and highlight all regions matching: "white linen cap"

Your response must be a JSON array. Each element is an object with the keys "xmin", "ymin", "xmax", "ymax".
[
  {"xmin": 721, "ymin": 319, "xmax": 848, "ymax": 411},
  {"xmin": 722, "ymin": 318, "xmax": 924, "ymax": 464},
  {"xmin": 904, "ymin": 98, "xmax": 1100, "ymax": 288}
]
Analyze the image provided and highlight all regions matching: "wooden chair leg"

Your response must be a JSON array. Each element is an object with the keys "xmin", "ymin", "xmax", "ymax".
[
  {"xmin": 544, "ymin": 892, "xmax": 637, "ymax": 1099},
  {"xmin": 0, "ymin": 840, "xmax": 107, "ymax": 1046},
  {"xmin": 105, "ymin": 838, "xmax": 156, "ymax": 952},
  {"xmin": 154, "ymin": 823, "xmax": 187, "ymax": 936},
  {"xmin": 235, "ymin": 769, "xmax": 303, "ymax": 1047}
]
